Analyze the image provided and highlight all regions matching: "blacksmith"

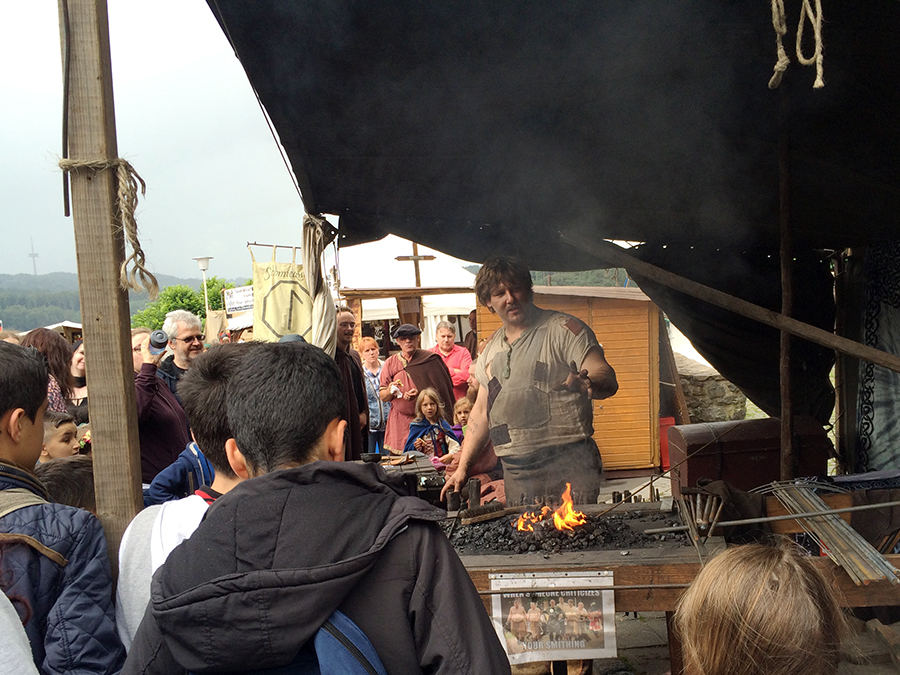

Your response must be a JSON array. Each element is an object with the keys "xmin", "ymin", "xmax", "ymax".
[{"xmin": 442, "ymin": 256, "xmax": 617, "ymax": 504}]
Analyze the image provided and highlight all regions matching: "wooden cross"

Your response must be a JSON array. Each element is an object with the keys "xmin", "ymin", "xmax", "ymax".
[{"xmin": 395, "ymin": 242, "xmax": 435, "ymax": 287}]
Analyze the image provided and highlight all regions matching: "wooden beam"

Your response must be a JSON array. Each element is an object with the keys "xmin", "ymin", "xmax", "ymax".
[
  {"xmin": 659, "ymin": 312, "xmax": 690, "ymax": 425},
  {"xmin": 58, "ymin": 0, "xmax": 143, "ymax": 570},
  {"xmin": 340, "ymin": 286, "xmax": 473, "ymax": 300},
  {"xmin": 779, "ymin": 126, "xmax": 794, "ymax": 481},
  {"xmin": 561, "ymin": 234, "xmax": 900, "ymax": 374},
  {"xmin": 463, "ymin": 551, "xmax": 900, "ymax": 611}
]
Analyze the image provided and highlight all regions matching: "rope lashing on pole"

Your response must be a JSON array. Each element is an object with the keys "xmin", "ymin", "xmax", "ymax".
[
  {"xmin": 769, "ymin": 0, "xmax": 825, "ymax": 89},
  {"xmin": 59, "ymin": 158, "xmax": 160, "ymax": 299}
]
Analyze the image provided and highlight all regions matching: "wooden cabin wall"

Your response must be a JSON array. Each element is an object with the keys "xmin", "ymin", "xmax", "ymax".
[{"xmin": 476, "ymin": 293, "xmax": 660, "ymax": 471}]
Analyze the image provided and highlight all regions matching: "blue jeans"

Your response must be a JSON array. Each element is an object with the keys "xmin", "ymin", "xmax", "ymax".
[{"xmin": 368, "ymin": 429, "xmax": 386, "ymax": 455}]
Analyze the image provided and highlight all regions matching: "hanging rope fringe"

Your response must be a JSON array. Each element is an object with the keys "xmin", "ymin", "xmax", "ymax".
[
  {"xmin": 795, "ymin": 0, "xmax": 825, "ymax": 88},
  {"xmin": 769, "ymin": 0, "xmax": 824, "ymax": 89},
  {"xmin": 59, "ymin": 158, "xmax": 160, "ymax": 299}
]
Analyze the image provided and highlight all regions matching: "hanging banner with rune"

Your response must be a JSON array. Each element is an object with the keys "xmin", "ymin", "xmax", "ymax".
[{"xmin": 251, "ymin": 248, "xmax": 313, "ymax": 342}]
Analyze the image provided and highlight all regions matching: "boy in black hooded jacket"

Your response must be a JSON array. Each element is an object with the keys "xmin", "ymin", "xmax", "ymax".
[{"xmin": 123, "ymin": 340, "xmax": 510, "ymax": 675}]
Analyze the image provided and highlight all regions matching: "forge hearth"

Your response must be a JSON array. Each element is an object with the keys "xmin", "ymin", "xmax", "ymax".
[{"xmin": 444, "ymin": 510, "xmax": 687, "ymax": 556}]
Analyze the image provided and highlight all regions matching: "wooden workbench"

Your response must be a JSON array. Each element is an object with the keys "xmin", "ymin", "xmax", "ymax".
[{"xmin": 461, "ymin": 545, "xmax": 900, "ymax": 670}]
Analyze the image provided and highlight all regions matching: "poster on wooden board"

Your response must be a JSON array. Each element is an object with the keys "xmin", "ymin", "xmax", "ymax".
[{"xmin": 490, "ymin": 571, "xmax": 616, "ymax": 664}]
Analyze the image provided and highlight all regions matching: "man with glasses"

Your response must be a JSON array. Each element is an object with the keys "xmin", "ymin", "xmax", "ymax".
[{"xmin": 158, "ymin": 310, "xmax": 204, "ymax": 404}]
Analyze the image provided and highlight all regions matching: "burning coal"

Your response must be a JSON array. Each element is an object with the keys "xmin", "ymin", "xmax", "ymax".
[{"xmin": 516, "ymin": 483, "xmax": 587, "ymax": 533}]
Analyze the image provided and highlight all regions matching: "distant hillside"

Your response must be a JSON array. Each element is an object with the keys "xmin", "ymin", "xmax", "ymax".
[{"xmin": 0, "ymin": 272, "xmax": 245, "ymax": 332}]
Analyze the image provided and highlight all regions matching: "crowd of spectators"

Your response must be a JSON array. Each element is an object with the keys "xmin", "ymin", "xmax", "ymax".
[{"xmin": 0, "ymin": 282, "xmax": 848, "ymax": 675}]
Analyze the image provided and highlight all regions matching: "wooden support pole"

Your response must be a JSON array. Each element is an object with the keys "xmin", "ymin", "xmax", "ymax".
[
  {"xmin": 659, "ymin": 312, "xmax": 690, "ymax": 425},
  {"xmin": 779, "ymin": 127, "xmax": 795, "ymax": 480},
  {"xmin": 58, "ymin": 0, "xmax": 143, "ymax": 570},
  {"xmin": 559, "ymin": 234, "xmax": 900, "ymax": 374}
]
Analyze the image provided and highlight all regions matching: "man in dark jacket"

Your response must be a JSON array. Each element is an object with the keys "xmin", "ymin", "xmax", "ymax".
[
  {"xmin": 0, "ymin": 342, "xmax": 125, "ymax": 675},
  {"xmin": 156, "ymin": 309, "xmax": 204, "ymax": 403},
  {"xmin": 124, "ymin": 340, "xmax": 510, "ymax": 675},
  {"xmin": 334, "ymin": 306, "xmax": 368, "ymax": 461}
]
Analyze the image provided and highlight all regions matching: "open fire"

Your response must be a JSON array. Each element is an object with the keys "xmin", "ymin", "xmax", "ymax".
[{"xmin": 515, "ymin": 483, "xmax": 587, "ymax": 532}]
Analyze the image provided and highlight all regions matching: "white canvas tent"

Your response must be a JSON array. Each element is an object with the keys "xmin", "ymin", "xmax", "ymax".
[{"xmin": 333, "ymin": 235, "xmax": 477, "ymax": 348}]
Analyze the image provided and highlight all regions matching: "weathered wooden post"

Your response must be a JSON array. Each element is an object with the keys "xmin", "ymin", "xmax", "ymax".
[{"xmin": 57, "ymin": 0, "xmax": 143, "ymax": 569}]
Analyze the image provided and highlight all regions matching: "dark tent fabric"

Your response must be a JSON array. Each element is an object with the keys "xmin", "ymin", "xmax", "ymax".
[
  {"xmin": 204, "ymin": 1, "xmax": 899, "ymax": 430},
  {"xmin": 630, "ymin": 245, "xmax": 836, "ymax": 425},
  {"xmin": 205, "ymin": 0, "xmax": 900, "ymax": 267}
]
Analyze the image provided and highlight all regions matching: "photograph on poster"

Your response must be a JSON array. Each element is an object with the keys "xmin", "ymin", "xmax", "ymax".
[{"xmin": 490, "ymin": 571, "xmax": 616, "ymax": 664}]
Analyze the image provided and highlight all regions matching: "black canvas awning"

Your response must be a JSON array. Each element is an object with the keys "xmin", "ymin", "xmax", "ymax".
[
  {"xmin": 203, "ymin": 1, "xmax": 900, "ymax": 427},
  {"xmin": 206, "ymin": 0, "xmax": 900, "ymax": 268}
]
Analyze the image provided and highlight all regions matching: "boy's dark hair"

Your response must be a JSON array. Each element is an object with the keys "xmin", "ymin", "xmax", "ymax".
[
  {"xmin": 43, "ymin": 410, "xmax": 76, "ymax": 432},
  {"xmin": 226, "ymin": 341, "xmax": 345, "ymax": 472},
  {"xmin": 474, "ymin": 256, "xmax": 534, "ymax": 308},
  {"xmin": 0, "ymin": 342, "xmax": 49, "ymax": 421},
  {"xmin": 177, "ymin": 342, "xmax": 261, "ymax": 478},
  {"xmin": 34, "ymin": 455, "xmax": 96, "ymax": 512}
]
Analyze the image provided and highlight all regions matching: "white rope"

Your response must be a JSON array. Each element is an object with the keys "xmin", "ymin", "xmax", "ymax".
[{"xmin": 769, "ymin": 0, "xmax": 825, "ymax": 90}]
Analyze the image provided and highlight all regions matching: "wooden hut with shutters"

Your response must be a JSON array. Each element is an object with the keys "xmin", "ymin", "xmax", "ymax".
[{"xmin": 475, "ymin": 285, "xmax": 675, "ymax": 473}]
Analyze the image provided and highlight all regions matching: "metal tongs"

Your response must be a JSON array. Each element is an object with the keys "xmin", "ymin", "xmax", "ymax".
[{"xmin": 677, "ymin": 492, "xmax": 724, "ymax": 554}]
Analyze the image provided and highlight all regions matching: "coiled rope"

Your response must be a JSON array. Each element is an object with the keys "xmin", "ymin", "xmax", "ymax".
[
  {"xmin": 769, "ymin": 0, "xmax": 825, "ymax": 89},
  {"xmin": 59, "ymin": 158, "xmax": 160, "ymax": 299}
]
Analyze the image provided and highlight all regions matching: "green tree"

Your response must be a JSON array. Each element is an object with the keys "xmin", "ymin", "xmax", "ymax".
[
  {"xmin": 131, "ymin": 284, "xmax": 205, "ymax": 329},
  {"xmin": 203, "ymin": 276, "xmax": 235, "ymax": 312}
]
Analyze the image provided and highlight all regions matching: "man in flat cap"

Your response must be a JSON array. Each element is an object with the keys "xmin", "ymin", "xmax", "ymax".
[{"xmin": 378, "ymin": 324, "xmax": 455, "ymax": 454}]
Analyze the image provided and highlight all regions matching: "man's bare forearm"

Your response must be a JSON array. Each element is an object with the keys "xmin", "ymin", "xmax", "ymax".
[{"xmin": 458, "ymin": 416, "xmax": 490, "ymax": 473}]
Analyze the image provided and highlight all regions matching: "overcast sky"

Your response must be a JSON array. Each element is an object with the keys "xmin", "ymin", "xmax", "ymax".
[{"xmin": 2, "ymin": 1, "xmax": 315, "ymax": 280}]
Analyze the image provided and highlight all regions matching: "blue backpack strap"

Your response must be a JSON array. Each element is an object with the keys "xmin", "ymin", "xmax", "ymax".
[
  {"xmin": 188, "ymin": 609, "xmax": 386, "ymax": 675},
  {"xmin": 314, "ymin": 609, "xmax": 388, "ymax": 675}
]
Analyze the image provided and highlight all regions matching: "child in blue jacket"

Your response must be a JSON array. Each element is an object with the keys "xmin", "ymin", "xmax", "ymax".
[
  {"xmin": 0, "ymin": 342, "xmax": 124, "ymax": 675},
  {"xmin": 145, "ymin": 441, "xmax": 215, "ymax": 505},
  {"xmin": 403, "ymin": 388, "xmax": 460, "ymax": 459}
]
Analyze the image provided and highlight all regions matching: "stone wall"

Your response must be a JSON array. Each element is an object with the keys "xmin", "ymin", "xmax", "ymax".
[{"xmin": 675, "ymin": 354, "xmax": 747, "ymax": 423}]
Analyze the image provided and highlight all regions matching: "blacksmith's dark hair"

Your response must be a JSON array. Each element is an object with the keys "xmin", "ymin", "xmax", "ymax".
[
  {"xmin": 0, "ymin": 342, "xmax": 49, "ymax": 421},
  {"xmin": 19, "ymin": 328, "xmax": 74, "ymax": 400},
  {"xmin": 34, "ymin": 455, "xmax": 96, "ymax": 512},
  {"xmin": 474, "ymin": 256, "xmax": 533, "ymax": 308},
  {"xmin": 226, "ymin": 341, "xmax": 345, "ymax": 473},
  {"xmin": 178, "ymin": 342, "xmax": 262, "ymax": 478}
]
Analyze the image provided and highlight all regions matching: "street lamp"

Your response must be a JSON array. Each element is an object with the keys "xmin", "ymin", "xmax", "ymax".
[{"xmin": 193, "ymin": 256, "xmax": 213, "ymax": 329}]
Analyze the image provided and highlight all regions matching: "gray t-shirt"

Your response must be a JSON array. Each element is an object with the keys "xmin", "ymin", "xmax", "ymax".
[{"xmin": 474, "ymin": 309, "xmax": 598, "ymax": 456}]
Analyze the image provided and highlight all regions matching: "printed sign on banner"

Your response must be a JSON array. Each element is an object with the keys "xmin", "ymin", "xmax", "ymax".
[
  {"xmin": 490, "ymin": 571, "xmax": 616, "ymax": 665},
  {"xmin": 223, "ymin": 285, "xmax": 254, "ymax": 314},
  {"xmin": 251, "ymin": 260, "xmax": 313, "ymax": 342}
]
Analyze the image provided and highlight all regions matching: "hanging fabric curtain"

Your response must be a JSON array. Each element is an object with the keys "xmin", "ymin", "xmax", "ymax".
[{"xmin": 302, "ymin": 213, "xmax": 338, "ymax": 357}]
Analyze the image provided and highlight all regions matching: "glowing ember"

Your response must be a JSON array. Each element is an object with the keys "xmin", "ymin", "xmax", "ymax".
[
  {"xmin": 515, "ymin": 506, "xmax": 552, "ymax": 532},
  {"xmin": 515, "ymin": 484, "xmax": 587, "ymax": 532}
]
